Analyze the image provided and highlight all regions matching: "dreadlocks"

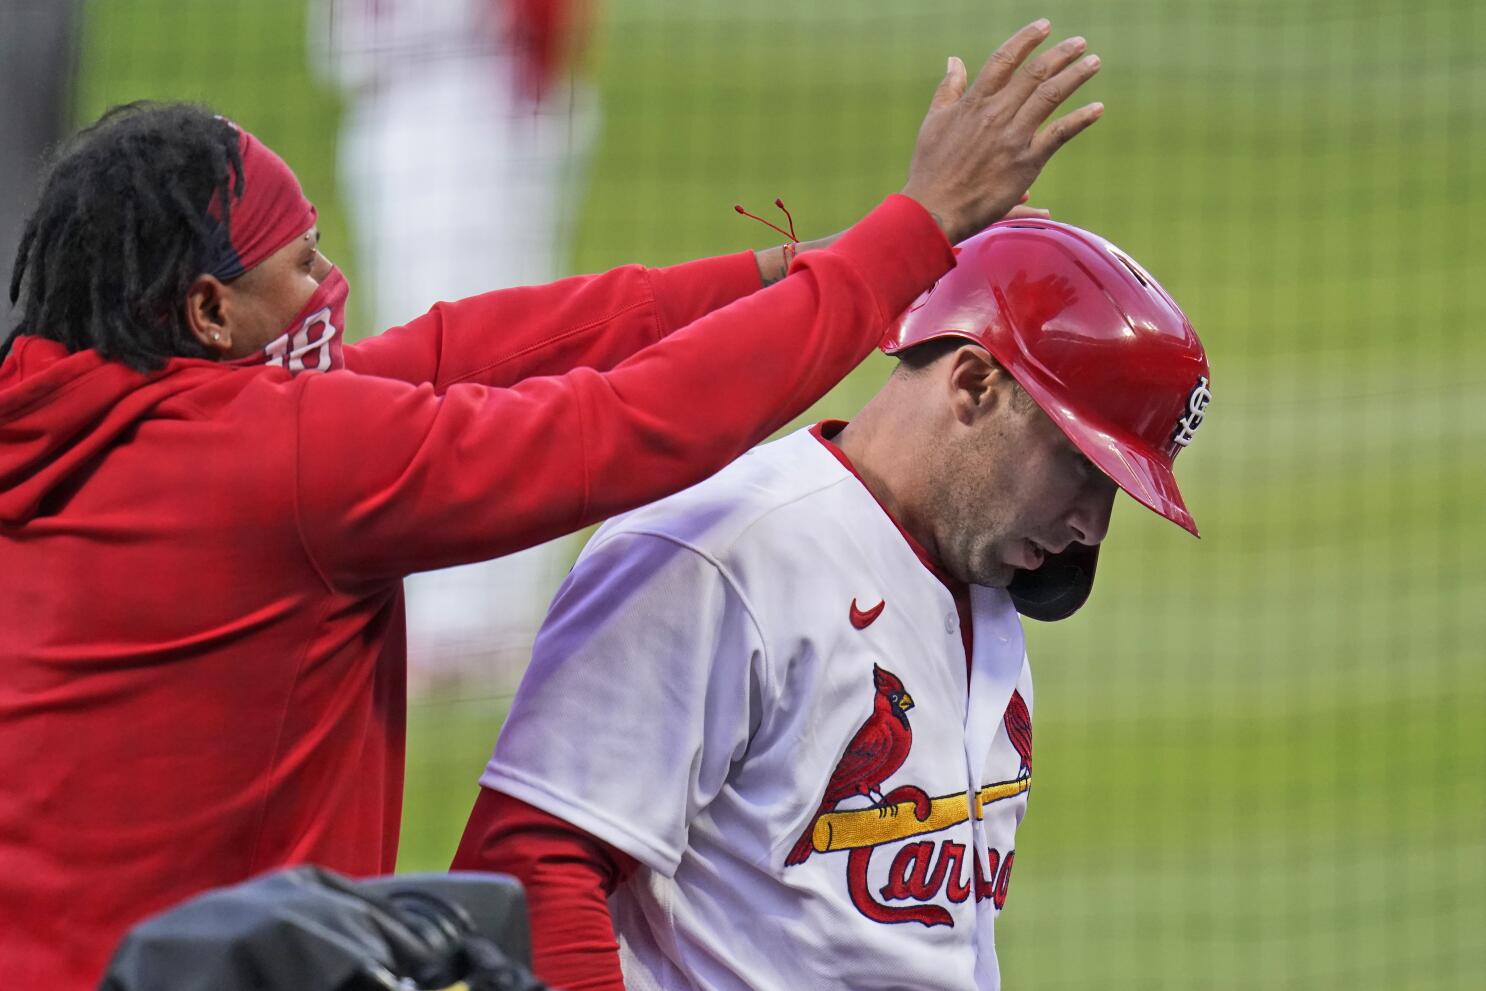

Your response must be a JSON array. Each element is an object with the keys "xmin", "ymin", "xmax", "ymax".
[{"xmin": 3, "ymin": 102, "xmax": 243, "ymax": 372}]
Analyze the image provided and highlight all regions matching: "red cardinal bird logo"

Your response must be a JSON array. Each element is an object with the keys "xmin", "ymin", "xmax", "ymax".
[
  {"xmin": 1003, "ymin": 690, "xmax": 1032, "ymax": 778},
  {"xmin": 786, "ymin": 664, "xmax": 915, "ymax": 866}
]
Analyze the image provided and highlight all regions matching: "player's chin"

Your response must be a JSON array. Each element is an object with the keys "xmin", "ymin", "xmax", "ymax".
[
  {"xmin": 961, "ymin": 541, "xmax": 1043, "ymax": 587},
  {"xmin": 964, "ymin": 549, "xmax": 1019, "ymax": 588}
]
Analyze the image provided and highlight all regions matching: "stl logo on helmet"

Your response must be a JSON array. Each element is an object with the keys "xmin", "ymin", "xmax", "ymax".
[{"xmin": 1172, "ymin": 375, "xmax": 1212, "ymax": 449}]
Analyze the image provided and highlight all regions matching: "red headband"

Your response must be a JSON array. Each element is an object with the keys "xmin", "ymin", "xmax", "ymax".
[{"xmin": 205, "ymin": 121, "xmax": 317, "ymax": 280}]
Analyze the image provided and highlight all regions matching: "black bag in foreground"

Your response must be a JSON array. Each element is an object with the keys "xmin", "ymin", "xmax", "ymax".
[{"xmin": 98, "ymin": 865, "xmax": 548, "ymax": 991}]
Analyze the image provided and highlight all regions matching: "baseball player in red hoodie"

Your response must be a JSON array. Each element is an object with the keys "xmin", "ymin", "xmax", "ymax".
[{"xmin": 0, "ymin": 18, "xmax": 1099, "ymax": 987}]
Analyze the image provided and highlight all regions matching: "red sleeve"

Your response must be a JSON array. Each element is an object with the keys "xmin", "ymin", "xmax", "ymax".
[
  {"xmin": 295, "ymin": 195, "xmax": 955, "ymax": 586},
  {"xmin": 452, "ymin": 788, "xmax": 636, "ymax": 991},
  {"xmin": 342, "ymin": 252, "xmax": 762, "ymax": 392}
]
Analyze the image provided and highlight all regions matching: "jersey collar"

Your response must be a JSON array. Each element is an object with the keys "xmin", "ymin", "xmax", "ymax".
[{"xmin": 809, "ymin": 420, "xmax": 968, "ymax": 598}]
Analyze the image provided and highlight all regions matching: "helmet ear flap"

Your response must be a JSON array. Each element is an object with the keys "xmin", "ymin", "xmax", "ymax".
[{"xmin": 1007, "ymin": 543, "xmax": 1099, "ymax": 622}]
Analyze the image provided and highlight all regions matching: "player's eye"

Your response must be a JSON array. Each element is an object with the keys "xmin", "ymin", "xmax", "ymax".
[{"xmin": 1072, "ymin": 450, "xmax": 1097, "ymax": 479}]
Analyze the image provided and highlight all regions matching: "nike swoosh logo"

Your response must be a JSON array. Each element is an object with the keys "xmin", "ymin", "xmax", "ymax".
[{"xmin": 850, "ymin": 598, "xmax": 885, "ymax": 629}]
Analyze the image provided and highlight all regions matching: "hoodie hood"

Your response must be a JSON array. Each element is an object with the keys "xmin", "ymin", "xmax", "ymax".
[{"xmin": 0, "ymin": 336, "xmax": 215, "ymax": 525}]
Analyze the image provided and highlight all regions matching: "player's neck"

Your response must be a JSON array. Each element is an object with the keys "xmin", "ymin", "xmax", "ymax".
[{"xmin": 834, "ymin": 402, "xmax": 946, "ymax": 566}]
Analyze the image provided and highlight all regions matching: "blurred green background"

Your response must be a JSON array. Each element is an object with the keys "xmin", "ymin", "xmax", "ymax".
[{"xmin": 71, "ymin": 0, "xmax": 1486, "ymax": 986}]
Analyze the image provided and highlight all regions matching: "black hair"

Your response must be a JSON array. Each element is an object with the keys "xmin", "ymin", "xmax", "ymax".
[
  {"xmin": 892, "ymin": 336, "xmax": 969, "ymax": 374},
  {"xmin": 3, "ymin": 101, "xmax": 243, "ymax": 372},
  {"xmin": 893, "ymin": 335, "xmax": 1036, "ymax": 411}
]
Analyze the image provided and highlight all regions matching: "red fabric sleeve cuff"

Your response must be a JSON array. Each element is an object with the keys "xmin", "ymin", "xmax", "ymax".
[
  {"xmin": 645, "ymin": 250, "xmax": 764, "ymax": 338},
  {"xmin": 808, "ymin": 194, "xmax": 956, "ymax": 330},
  {"xmin": 452, "ymin": 789, "xmax": 636, "ymax": 991}
]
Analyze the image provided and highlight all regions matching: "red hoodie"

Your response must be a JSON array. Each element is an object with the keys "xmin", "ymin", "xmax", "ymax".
[{"xmin": 0, "ymin": 195, "xmax": 953, "ymax": 988}]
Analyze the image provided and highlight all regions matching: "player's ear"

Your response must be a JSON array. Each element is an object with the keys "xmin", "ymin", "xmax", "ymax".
[
  {"xmin": 945, "ymin": 345, "xmax": 1004, "ymax": 424},
  {"xmin": 184, "ymin": 274, "xmax": 234, "ymax": 355}
]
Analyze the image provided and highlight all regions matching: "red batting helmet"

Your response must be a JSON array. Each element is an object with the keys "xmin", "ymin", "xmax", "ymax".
[{"xmin": 881, "ymin": 219, "xmax": 1211, "ymax": 621}]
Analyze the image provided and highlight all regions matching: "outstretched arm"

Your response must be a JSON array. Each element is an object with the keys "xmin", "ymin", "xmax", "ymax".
[
  {"xmin": 296, "ymin": 194, "xmax": 949, "ymax": 584},
  {"xmin": 300, "ymin": 18, "xmax": 1104, "ymax": 584},
  {"xmin": 343, "ymin": 251, "xmax": 764, "ymax": 391},
  {"xmin": 344, "ymin": 19, "xmax": 1101, "ymax": 398}
]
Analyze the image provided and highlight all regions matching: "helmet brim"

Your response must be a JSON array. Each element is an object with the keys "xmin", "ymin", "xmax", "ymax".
[
  {"xmin": 1032, "ymin": 384, "xmax": 1200, "ymax": 538},
  {"xmin": 884, "ymin": 329, "xmax": 1201, "ymax": 537}
]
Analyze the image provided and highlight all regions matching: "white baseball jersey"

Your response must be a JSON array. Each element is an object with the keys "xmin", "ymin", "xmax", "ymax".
[
  {"xmin": 312, "ymin": 0, "xmax": 598, "ymax": 688},
  {"xmin": 484, "ymin": 424, "xmax": 1035, "ymax": 991}
]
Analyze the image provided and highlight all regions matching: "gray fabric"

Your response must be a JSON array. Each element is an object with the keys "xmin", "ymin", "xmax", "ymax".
[
  {"xmin": 99, "ymin": 866, "xmax": 542, "ymax": 991},
  {"xmin": 0, "ymin": 0, "xmax": 80, "ymax": 310},
  {"xmin": 361, "ymin": 872, "xmax": 534, "ymax": 969}
]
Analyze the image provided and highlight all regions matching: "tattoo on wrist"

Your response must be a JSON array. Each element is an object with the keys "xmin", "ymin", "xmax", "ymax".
[{"xmin": 757, "ymin": 247, "xmax": 788, "ymax": 287}]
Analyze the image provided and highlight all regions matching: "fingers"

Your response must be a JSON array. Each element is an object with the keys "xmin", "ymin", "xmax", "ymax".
[
  {"xmin": 1002, "ymin": 34, "xmax": 1090, "ymax": 108},
  {"xmin": 1004, "ymin": 204, "xmax": 1053, "ymax": 220},
  {"xmin": 1014, "ymin": 51, "xmax": 1102, "ymax": 132},
  {"xmin": 930, "ymin": 56, "xmax": 968, "ymax": 111},
  {"xmin": 1030, "ymin": 101, "xmax": 1105, "ymax": 161},
  {"xmin": 968, "ymin": 18, "xmax": 1052, "ymax": 98}
]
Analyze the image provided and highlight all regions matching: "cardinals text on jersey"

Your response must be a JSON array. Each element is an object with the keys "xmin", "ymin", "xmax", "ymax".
[{"xmin": 786, "ymin": 664, "xmax": 1033, "ymax": 928}]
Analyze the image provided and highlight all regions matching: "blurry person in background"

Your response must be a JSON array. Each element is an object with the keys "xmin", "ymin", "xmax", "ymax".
[
  {"xmin": 312, "ymin": 0, "xmax": 599, "ymax": 692},
  {"xmin": 0, "ymin": 0, "xmax": 81, "ymax": 292}
]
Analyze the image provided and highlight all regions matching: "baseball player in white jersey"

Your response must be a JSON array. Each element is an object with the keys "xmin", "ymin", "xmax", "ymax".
[
  {"xmin": 452, "ymin": 215, "xmax": 1214, "ymax": 990},
  {"xmin": 312, "ymin": 0, "xmax": 598, "ymax": 689}
]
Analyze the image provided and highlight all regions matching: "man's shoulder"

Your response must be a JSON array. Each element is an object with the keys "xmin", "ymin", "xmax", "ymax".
[{"xmin": 592, "ymin": 428, "xmax": 858, "ymax": 561}]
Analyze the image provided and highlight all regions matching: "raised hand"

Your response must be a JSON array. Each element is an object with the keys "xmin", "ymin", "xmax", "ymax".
[{"xmin": 901, "ymin": 20, "xmax": 1103, "ymax": 243}]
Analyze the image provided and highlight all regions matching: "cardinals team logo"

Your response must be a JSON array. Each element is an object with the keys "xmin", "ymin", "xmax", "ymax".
[
  {"xmin": 1004, "ymin": 688, "xmax": 1032, "ymax": 778},
  {"xmin": 1171, "ymin": 375, "xmax": 1212, "ymax": 449},
  {"xmin": 786, "ymin": 665, "xmax": 1032, "ymax": 927},
  {"xmin": 787, "ymin": 665, "xmax": 915, "ymax": 866}
]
